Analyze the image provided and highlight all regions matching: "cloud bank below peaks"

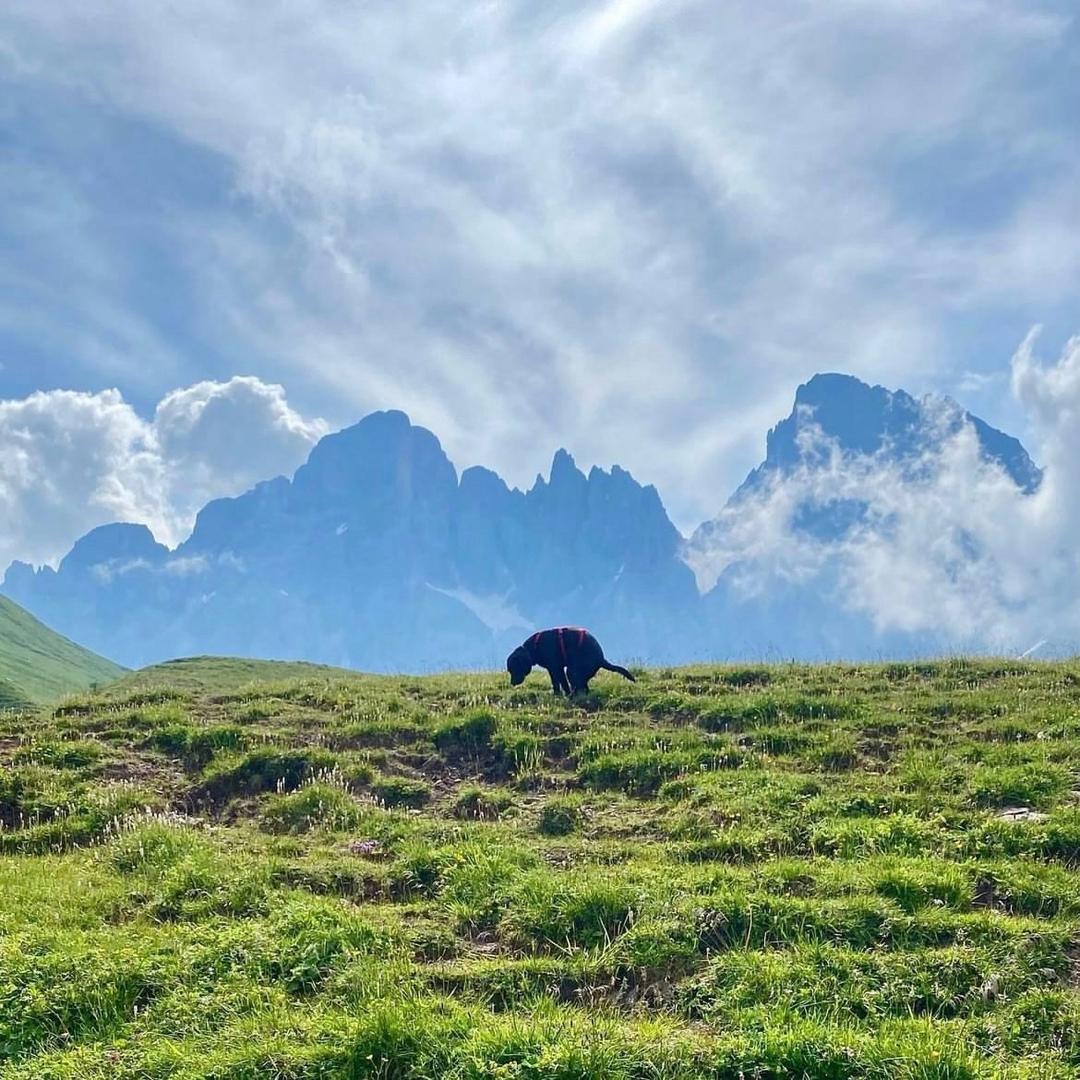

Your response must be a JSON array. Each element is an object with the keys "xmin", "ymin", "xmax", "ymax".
[
  {"xmin": 0, "ymin": 376, "xmax": 326, "ymax": 569},
  {"xmin": 687, "ymin": 328, "xmax": 1080, "ymax": 654}
]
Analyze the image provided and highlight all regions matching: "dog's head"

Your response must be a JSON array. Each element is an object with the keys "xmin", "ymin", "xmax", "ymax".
[{"xmin": 506, "ymin": 646, "xmax": 532, "ymax": 686}]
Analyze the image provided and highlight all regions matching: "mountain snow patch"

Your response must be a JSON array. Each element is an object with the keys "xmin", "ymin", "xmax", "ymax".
[{"xmin": 426, "ymin": 585, "xmax": 531, "ymax": 634}]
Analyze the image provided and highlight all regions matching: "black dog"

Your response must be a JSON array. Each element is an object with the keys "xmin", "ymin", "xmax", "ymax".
[{"xmin": 506, "ymin": 627, "xmax": 636, "ymax": 696}]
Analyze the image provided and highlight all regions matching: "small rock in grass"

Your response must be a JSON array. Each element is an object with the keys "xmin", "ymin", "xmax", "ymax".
[{"xmin": 996, "ymin": 807, "xmax": 1048, "ymax": 822}]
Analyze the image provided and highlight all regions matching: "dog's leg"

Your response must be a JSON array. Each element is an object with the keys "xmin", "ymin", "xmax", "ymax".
[
  {"xmin": 559, "ymin": 668, "xmax": 573, "ymax": 696},
  {"xmin": 548, "ymin": 667, "xmax": 565, "ymax": 696},
  {"xmin": 567, "ymin": 665, "xmax": 590, "ymax": 695}
]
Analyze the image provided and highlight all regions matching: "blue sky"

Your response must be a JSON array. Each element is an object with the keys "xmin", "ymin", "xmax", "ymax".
[{"xmin": 1, "ymin": 0, "xmax": 1078, "ymax": 567}]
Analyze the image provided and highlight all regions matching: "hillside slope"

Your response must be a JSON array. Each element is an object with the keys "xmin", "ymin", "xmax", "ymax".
[
  {"xmin": 0, "ymin": 595, "xmax": 125, "ymax": 703},
  {"xmin": 104, "ymin": 655, "xmax": 365, "ymax": 698},
  {"xmin": 0, "ymin": 677, "xmax": 31, "ymax": 711},
  {"xmin": 0, "ymin": 656, "xmax": 1078, "ymax": 1076}
]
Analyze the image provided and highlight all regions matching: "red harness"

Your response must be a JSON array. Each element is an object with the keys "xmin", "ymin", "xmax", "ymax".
[{"xmin": 530, "ymin": 627, "xmax": 587, "ymax": 664}]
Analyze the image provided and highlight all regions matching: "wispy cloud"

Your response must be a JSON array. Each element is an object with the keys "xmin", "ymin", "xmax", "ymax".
[{"xmin": 0, "ymin": 1, "xmax": 1077, "ymax": 535}]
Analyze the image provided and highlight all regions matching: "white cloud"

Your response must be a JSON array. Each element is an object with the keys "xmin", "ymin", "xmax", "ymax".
[
  {"xmin": 687, "ymin": 327, "xmax": 1080, "ymax": 651},
  {"xmin": 0, "ymin": 1, "xmax": 1075, "ymax": 531},
  {"xmin": 0, "ymin": 377, "xmax": 325, "ymax": 569},
  {"xmin": 0, "ymin": 388, "xmax": 167, "ymax": 570},
  {"xmin": 154, "ymin": 376, "xmax": 327, "ymax": 518}
]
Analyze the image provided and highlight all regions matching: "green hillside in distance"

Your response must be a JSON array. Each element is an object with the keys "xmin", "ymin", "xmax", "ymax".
[
  {"xmin": 0, "ymin": 594, "xmax": 126, "ymax": 704},
  {"xmin": 104, "ymin": 655, "xmax": 364, "ymax": 699},
  {"xmin": 0, "ymin": 676, "xmax": 32, "ymax": 711},
  {"xmin": 2, "ymin": 655, "xmax": 1080, "ymax": 1077}
]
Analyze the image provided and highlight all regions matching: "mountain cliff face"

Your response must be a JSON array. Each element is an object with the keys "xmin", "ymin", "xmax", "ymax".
[
  {"xmin": 735, "ymin": 373, "xmax": 1040, "ymax": 500},
  {"xmin": 689, "ymin": 373, "xmax": 1040, "ymax": 566},
  {"xmin": 2, "ymin": 411, "xmax": 699, "ymax": 670},
  {"xmin": 2, "ymin": 378, "xmax": 1042, "ymax": 669}
]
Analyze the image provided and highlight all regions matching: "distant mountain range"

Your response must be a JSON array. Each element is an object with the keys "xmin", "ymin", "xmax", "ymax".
[{"xmin": 2, "ymin": 373, "xmax": 1042, "ymax": 670}]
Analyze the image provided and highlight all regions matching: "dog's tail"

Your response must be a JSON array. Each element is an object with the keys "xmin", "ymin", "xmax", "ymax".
[{"xmin": 601, "ymin": 660, "xmax": 636, "ymax": 682}]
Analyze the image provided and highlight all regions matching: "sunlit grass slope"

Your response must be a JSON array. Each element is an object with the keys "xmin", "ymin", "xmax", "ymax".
[
  {"xmin": 2, "ymin": 656, "xmax": 1080, "ymax": 1077},
  {"xmin": 0, "ymin": 677, "xmax": 31, "ymax": 711},
  {"xmin": 105, "ymin": 655, "xmax": 362, "ymax": 698},
  {"xmin": 0, "ymin": 595, "xmax": 125, "ymax": 704}
]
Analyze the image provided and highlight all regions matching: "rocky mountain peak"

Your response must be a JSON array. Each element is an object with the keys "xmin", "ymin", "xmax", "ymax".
[
  {"xmin": 739, "ymin": 372, "xmax": 1040, "ymax": 498},
  {"xmin": 290, "ymin": 410, "xmax": 458, "ymax": 517},
  {"xmin": 59, "ymin": 523, "xmax": 167, "ymax": 574}
]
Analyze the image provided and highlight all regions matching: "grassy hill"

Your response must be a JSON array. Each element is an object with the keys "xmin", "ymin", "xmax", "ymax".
[
  {"xmin": 1, "ymin": 656, "xmax": 1080, "ymax": 1077},
  {"xmin": 104, "ymin": 655, "xmax": 363, "ymax": 698},
  {"xmin": 0, "ymin": 677, "xmax": 31, "ymax": 711},
  {"xmin": 0, "ymin": 595, "xmax": 125, "ymax": 704}
]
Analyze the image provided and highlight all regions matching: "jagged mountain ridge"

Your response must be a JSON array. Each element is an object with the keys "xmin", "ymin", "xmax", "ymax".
[
  {"xmin": 3, "ymin": 410, "xmax": 700, "ymax": 670},
  {"xmin": 2, "ymin": 377, "xmax": 1041, "ymax": 668},
  {"xmin": 735, "ymin": 372, "xmax": 1040, "ymax": 500}
]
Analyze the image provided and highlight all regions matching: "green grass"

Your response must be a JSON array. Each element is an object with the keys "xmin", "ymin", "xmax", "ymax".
[
  {"xmin": 103, "ymin": 655, "xmax": 364, "ymax": 698},
  {"xmin": 0, "ymin": 678, "xmax": 32, "ymax": 711},
  {"xmin": 2, "ymin": 655, "xmax": 1080, "ymax": 1077},
  {"xmin": 0, "ymin": 596, "xmax": 125, "ymax": 704}
]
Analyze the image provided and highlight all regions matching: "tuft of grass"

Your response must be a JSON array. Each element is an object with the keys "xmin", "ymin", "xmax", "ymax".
[
  {"xmin": 371, "ymin": 775, "xmax": 431, "ymax": 809},
  {"xmin": 433, "ymin": 710, "xmax": 497, "ymax": 757},
  {"xmin": 452, "ymin": 785, "xmax": 514, "ymax": 820},
  {"xmin": 537, "ymin": 794, "xmax": 584, "ymax": 836},
  {"xmin": 260, "ymin": 779, "xmax": 371, "ymax": 834},
  {"xmin": 147, "ymin": 723, "xmax": 246, "ymax": 766},
  {"xmin": 198, "ymin": 746, "xmax": 338, "ymax": 801}
]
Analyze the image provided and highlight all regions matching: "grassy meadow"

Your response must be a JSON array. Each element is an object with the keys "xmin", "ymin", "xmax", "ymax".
[{"xmin": 2, "ymin": 656, "xmax": 1080, "ymax": 1078}]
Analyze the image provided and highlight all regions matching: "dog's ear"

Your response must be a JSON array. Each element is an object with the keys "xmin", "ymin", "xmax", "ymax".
[{"xmin": 506, "ymin": 646, "xmax": 532, "ymax": 682}]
